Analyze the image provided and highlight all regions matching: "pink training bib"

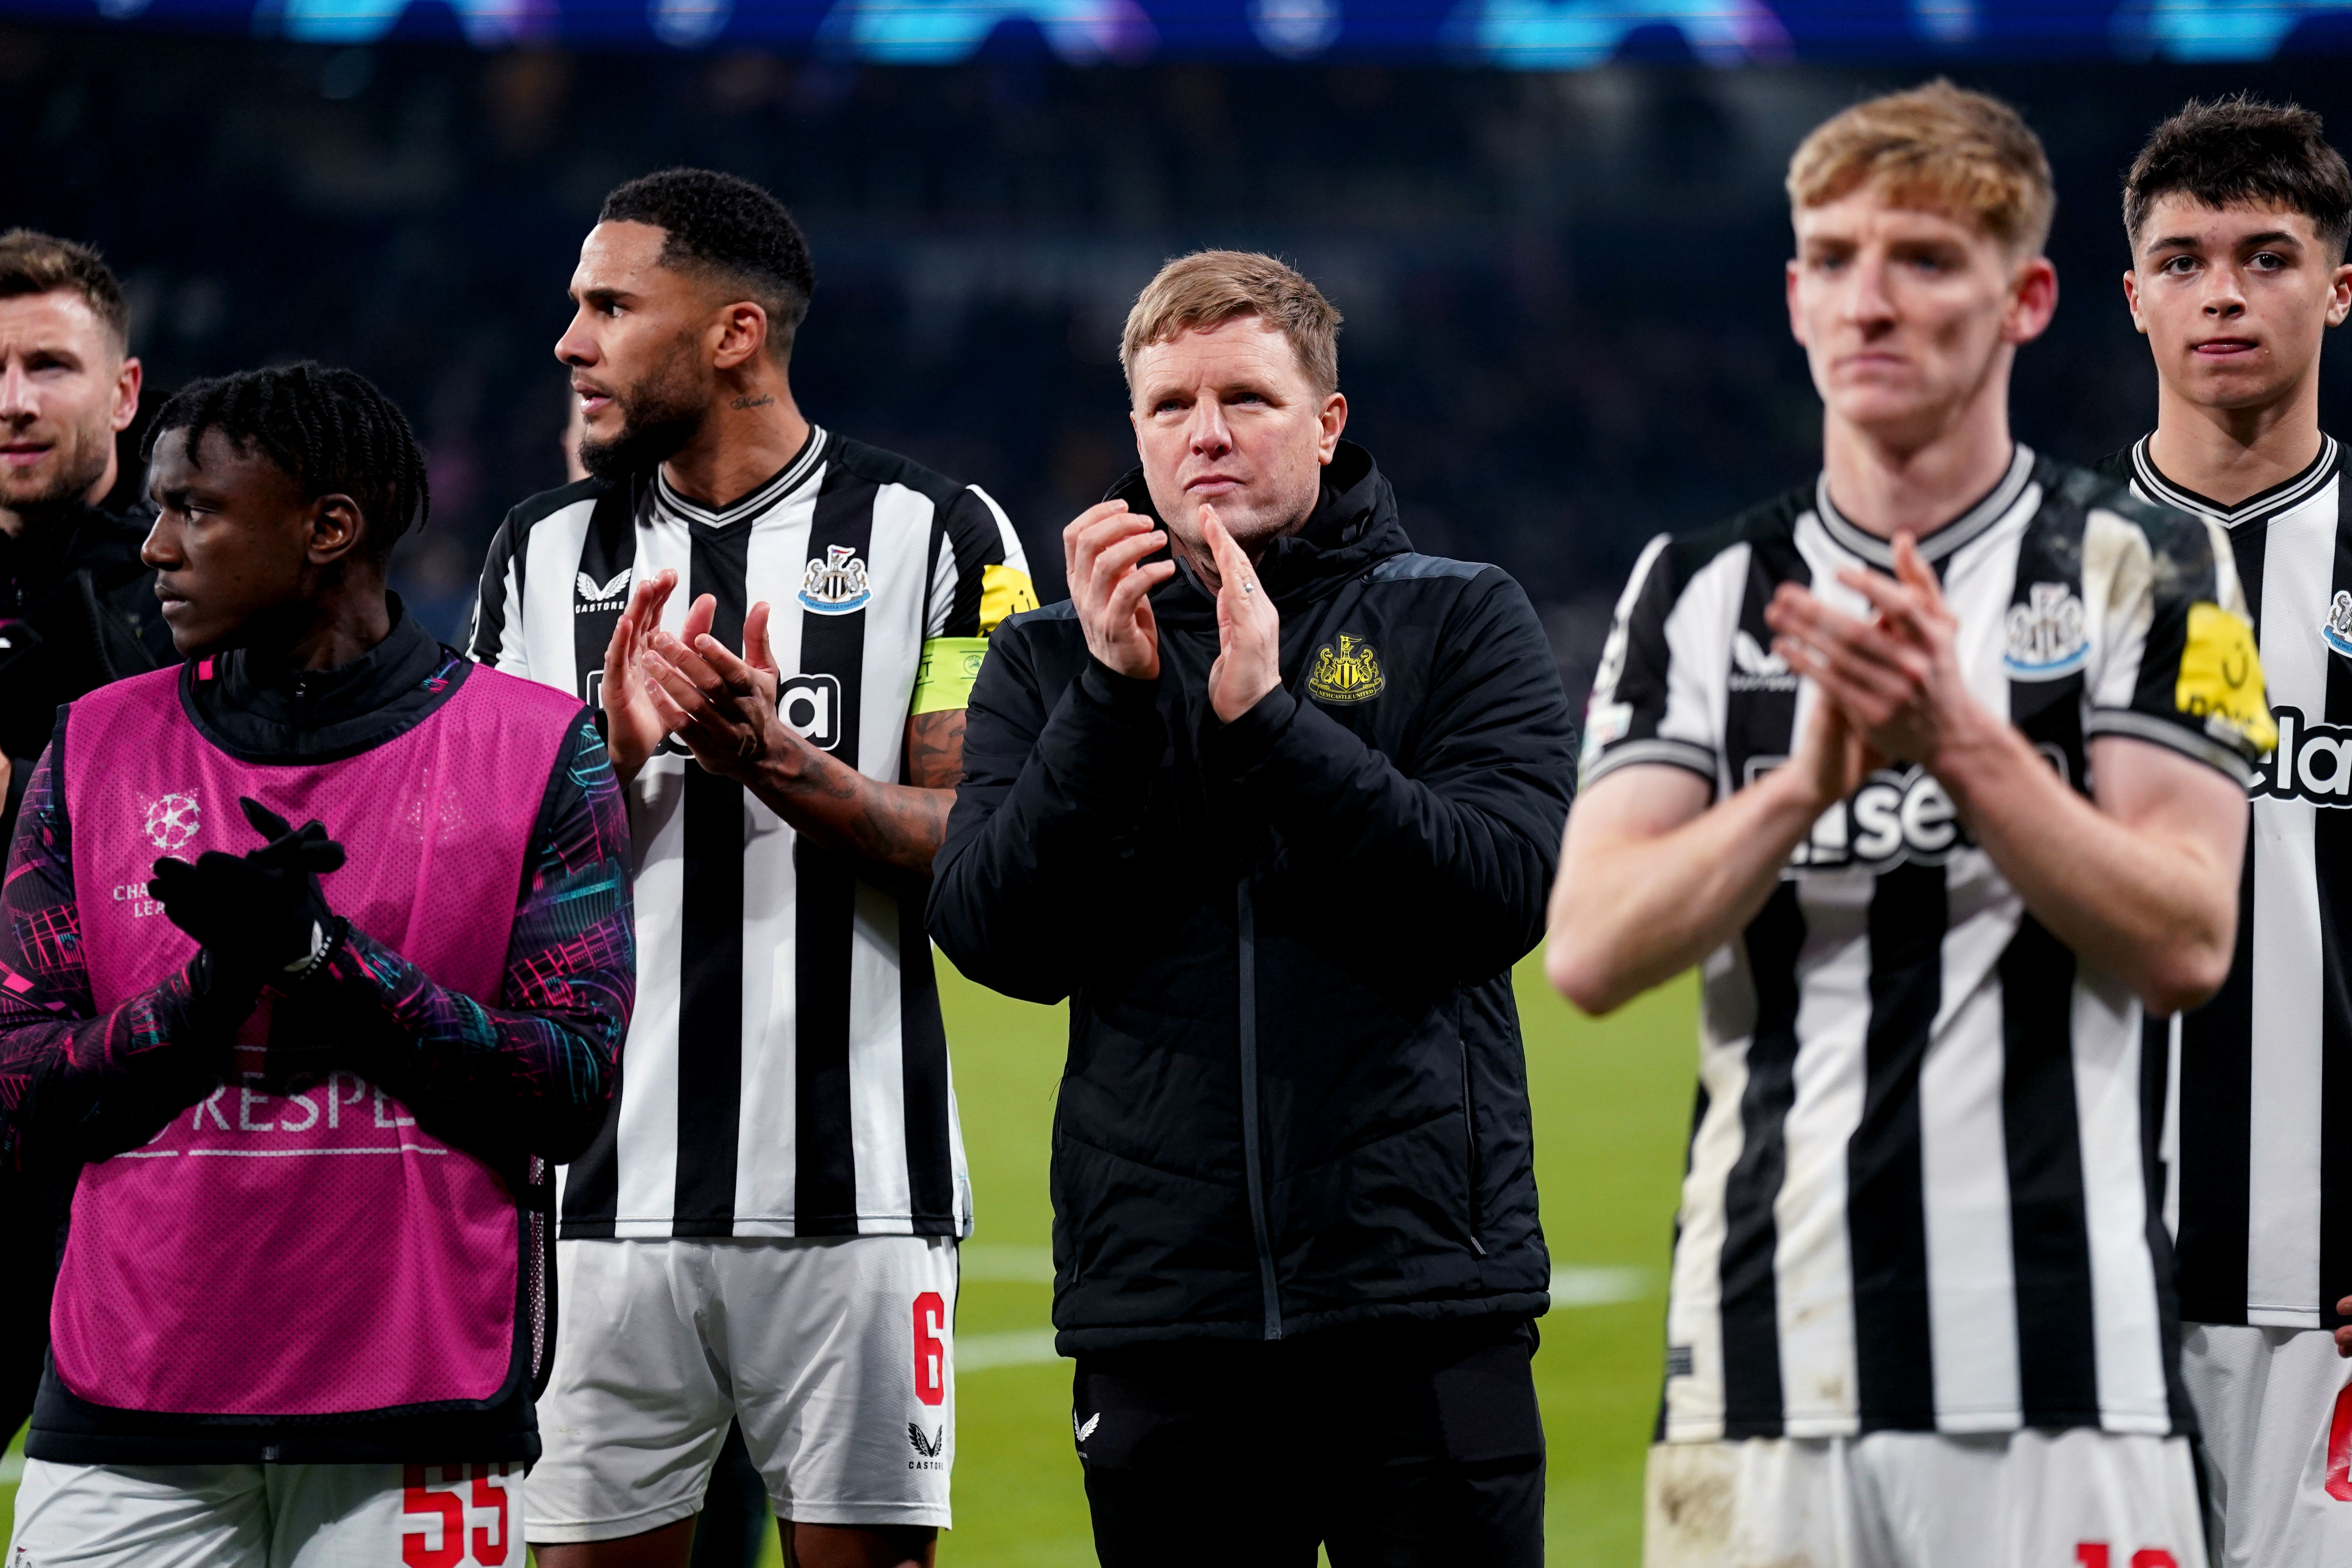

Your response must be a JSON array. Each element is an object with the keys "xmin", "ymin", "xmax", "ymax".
[{"xmin": 51, "ymin": 661, "xmax": 580, "ymax": 1417}]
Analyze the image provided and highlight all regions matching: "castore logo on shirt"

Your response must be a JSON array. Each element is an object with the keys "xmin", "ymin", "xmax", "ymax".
[
  {"xmin": 575, "ymin": 568, "xmax": 631, "ymax": 611},
  {"xmin": 1727, "ymin": 630, "xmax": 1797, "ymax": 693}
]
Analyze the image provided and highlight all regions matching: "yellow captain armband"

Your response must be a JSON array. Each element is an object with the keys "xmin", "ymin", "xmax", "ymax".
[
  {"xmin": 979, "ymin": 563, "xmax": 1038, "ymax": 634},
  {"xmin": 912, "ymin": 637, "xmax": 991, "ymax": 715}
]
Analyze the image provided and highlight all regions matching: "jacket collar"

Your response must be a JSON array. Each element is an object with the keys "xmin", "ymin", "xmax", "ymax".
[
  {"xmin": 1104, "ymin": 441, "xmax": 1411, "ymax": 627},
  {"xmin": 0, "ymin": 471, "xmax": 155, "ymax": 606},
  {"xmin": 189, "ymin": 595, "xmax": 458, "ymax": 760}
]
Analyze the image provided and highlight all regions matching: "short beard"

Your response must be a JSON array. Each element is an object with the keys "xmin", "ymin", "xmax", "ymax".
[
  {"xmin": 578, "ymin": 352, "xmax": 710, "ymax": 481},
  {"xmin": 0, "ymin": 427, "xmax": 113, "ymax": 525}
]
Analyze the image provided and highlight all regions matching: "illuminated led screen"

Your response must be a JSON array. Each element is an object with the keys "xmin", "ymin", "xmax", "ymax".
[{"xmin": 2, "ymin": 0, "xmax": 2342, "ymax": 66}]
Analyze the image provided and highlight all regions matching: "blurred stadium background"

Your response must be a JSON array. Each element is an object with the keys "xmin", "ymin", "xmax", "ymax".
[{"xmin": 8, "ymin": 0, "xmax": 2352, "ymax": 1560}]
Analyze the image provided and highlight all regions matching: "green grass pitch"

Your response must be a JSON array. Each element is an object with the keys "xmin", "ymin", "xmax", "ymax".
[{"xmin": 0, "ymin": 958, "xmax": 1701, "ymax": 1565}]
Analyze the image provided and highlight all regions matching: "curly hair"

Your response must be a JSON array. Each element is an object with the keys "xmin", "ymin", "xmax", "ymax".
[
  {"xmin": 143, "ymin": 362, "xmax": 430, "ymax": 564},
  {"xmin": 2124, "ymin": 97, "xmax": 2352, "ymax": 259},
  {"xmin": 601, "ymin": 168, "xmax": 816, "ymax": 360}
]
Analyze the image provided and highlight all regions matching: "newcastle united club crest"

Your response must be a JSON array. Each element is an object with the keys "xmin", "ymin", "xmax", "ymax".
[
  {"xmin": 2325, "ymin": 589, "xmax": 2352, "ymax": 659},
  {"xmin": 1307, "ymin": 635, "xmax": 1384, "ymax": 703},
  {"xmin": 800, "ymin": 544, "xmax": 872, "ymax": 615}
]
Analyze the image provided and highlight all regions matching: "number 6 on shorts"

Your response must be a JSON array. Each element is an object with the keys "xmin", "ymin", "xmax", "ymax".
[{"xmin": 914, "ymin": 1291, "xmax": 947, "ymax": 1407}]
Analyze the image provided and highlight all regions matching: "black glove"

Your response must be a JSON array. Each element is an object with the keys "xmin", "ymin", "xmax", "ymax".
[{"xmin": 149, "ymin": 797, "xmax": 349, "ymax": 986}]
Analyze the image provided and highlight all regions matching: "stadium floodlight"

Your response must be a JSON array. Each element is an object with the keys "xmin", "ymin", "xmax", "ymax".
[
  {"xmin": 2112, "ymin": 0, "xmax": 2352, "ymax": 60},
  {"xmin": 259, "ymin": 0, "xmax": 552, "ymax": 45},
  {"xmin": 651, "ymin": 0, "xmax": 730, "ymax": 44},
  {"xmin": 1250, "ymin": 0, "xmax": 1342, "ymax": 56},
  {"xmin": 817, "ymin": 0, "xmax": 1158, "ymax": 62},
  {"xmin": 1443, "ymin": 0, "xmax": 1789, "ymax": 68}
]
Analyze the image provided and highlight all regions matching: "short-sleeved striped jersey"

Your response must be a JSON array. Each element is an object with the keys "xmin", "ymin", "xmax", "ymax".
[
  {"xmin": 469, "ymin": 426, "xmax": 1032, "ymax": 1239},
  {"xmin": 2103, "ymin": 433, "xmax": 2352, "ymax": 1332},
  {"xmin": 1584, "ymin": 445, "xmax": 2271, "ymax": 1442}
]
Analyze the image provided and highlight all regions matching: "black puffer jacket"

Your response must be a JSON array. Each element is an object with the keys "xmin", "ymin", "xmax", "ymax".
[{"xmin": 929, "ymin": 443, "xmax": 1577, "ymax": 1352}]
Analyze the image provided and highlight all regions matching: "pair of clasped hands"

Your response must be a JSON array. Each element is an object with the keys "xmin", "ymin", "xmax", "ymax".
[
  {"xmin": 1760, "ymin": 532, "xmax": 1997, "ymax": 796},
  {"xmin": 1066, "ymin": 499, "xmax": 1282, "ymax": 725},
  {"xmin": 149, "ymin": 798, "xmax": 346, "ymax": 996},
  {"xmin": 600, "ymin": 569, "xmax": 801, "ymax": 782}
]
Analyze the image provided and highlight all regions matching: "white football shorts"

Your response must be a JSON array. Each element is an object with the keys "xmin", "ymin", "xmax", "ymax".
[
  {"xmin": 1644, "ymin": 1428, "xmax": 2208, "ymax": 1568},
  {"xmin": 2183, "ymin": 1321, "xmax": 2352, "ymax": 1567},
  {"xmin": 6, "ymin": 1458, "xmax": 523, "ymax": 1568},
  {"xmin": 528, "ymin": 1234, "xmax": 957, "ymax": 1542}
]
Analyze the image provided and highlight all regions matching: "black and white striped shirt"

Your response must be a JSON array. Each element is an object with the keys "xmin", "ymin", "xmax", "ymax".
[
  {"xmin": 2105, "ymin": 433, "xmax": 2352, "ymax": 1332},
  {"xmin": 1585, "ymin": 446, "xmax": 2271, "ymax": 1441},
  {"xmin": 469, "ymin": 427, "xmax": 1031, "ymax": 1239}
]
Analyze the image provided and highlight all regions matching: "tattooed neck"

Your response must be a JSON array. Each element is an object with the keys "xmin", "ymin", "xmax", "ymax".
[{"xmin": 730, "ymin": 393, "xmax": 778, "ymax": 411}]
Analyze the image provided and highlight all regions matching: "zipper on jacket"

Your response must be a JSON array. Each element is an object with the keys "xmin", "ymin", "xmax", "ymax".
[
  {"xmin": 1235, "ymin": 877, "xmax": 1283, "ymax": 1340},
  {"xmin": 1460, "ymin": 1033, "xmax": 1487, "ymax": 1257}
]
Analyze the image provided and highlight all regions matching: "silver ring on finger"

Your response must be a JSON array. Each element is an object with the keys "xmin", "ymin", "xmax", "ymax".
[{"xmin": 1241, "ymin": 578, "xmax": 1256, "ymax": 596}]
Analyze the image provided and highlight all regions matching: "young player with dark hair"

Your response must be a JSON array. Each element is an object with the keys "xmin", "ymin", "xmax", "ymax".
[
  {"xmin": 0, "ymin": 361, "xmax": 634, "ymax": 1567},
  {"xmin": 1550, "ymin": 82, "xmax": 2270, "ymax": 1565},
  {"xmin": 2096, "ymin": 96, "xmax": 2352, "ymax": 1568},
  {"xmin": 472, "ymin": 168, "xmax": 1031, "ymax": 1568}
]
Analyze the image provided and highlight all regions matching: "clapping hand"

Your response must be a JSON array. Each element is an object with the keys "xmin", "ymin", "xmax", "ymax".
[
  {"xmin": 1065, "ymin": 500, "xmax": 1174, "ymax": 680},
  {"xmin": 149, "ymin": 797, "xmax": 348, "ymax": 988},
  {"xmin": 1201, "ymin": 505, "xmax": 1280, "ymax": 723},
  {"xmin": 1764, "ymin": 532, "xmax": 1992, "ymax": 770},
  {"xmin": 637, "ymin": 599, "xmax": 796, "ymax": 784},
  {"xmin": 602, "ymin": 568, "xmax": 715, "ymax": 782}
]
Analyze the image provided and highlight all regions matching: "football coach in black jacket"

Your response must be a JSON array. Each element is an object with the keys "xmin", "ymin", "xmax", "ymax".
[{"xmin": 929, "ymin": 251, "xmax": 1577, "ymax": 1566}]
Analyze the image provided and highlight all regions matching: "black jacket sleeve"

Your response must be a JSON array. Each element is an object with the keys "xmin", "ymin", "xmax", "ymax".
[
  {"xmin": 0, "ymin": 719, "xmax": 238, "ymax": 1167},
  {"xmin": 1211, "ymin": 571, "xmax": 1577, "ymax": 982},
  {"xmin": 927, "ymin": 621, "xmax": 1165, "ymax": 1004}
]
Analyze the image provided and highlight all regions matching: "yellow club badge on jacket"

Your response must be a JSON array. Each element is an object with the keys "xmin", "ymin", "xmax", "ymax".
[{"xmin": 1307, "ymin": 635, "xmax": 1384, "ymax": 703}]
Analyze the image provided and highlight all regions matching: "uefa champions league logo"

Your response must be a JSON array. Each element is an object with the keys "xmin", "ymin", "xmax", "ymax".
[{"xmin": 143, "ymin": 790, "xmax": 200, "ymax": 851}]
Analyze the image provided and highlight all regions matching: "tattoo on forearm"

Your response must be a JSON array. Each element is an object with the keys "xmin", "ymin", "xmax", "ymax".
[
  {"xmin": 842, "ymin": 784, "xmax": 953, "ymax": 877},
  {"xmin": 750, "ymin": 723, "xmax": 953, "ymax": 877},
  {"xmin": 906, "ymin": 709, "xmax": 967, "ymax": 791}
]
